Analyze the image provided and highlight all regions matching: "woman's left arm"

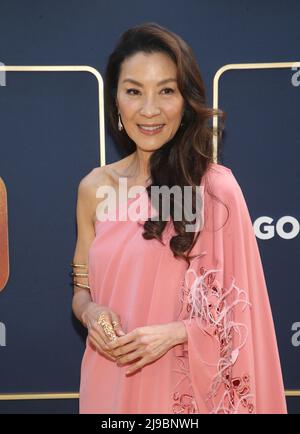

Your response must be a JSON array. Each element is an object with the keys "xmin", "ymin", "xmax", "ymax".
[{"xmin": 177, "ymin": 169, "xmax": 287, "ymax": 414}]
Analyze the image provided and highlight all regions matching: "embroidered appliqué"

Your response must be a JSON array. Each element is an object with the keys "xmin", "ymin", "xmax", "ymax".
[
  {"xmin": 171, "ymin": 273, "xmax": 198, "ymax": 414},
  {"xmin": 172, "ymin": 391, "xmax": 197, "ymax": 414},
  {"xmin": 172, "ymin": 347, "xmax": 198, "ymax": 414},
  {"xmin": 174, "ymin": 264, "xmax": 255, "ymax": 414}
]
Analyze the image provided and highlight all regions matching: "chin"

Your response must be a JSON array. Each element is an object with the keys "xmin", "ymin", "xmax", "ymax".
[
  {"xmin": 132, "ymin": 136, "xmax": 165, "ymax": 148},
  {"xmin": 136, "ymin": 144, "xmax": 162, "ymax": 154}
]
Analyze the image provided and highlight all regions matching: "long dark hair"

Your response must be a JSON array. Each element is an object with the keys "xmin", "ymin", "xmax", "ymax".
[{"xmin": 104, "ymin": 22, "xmax": 225, "ymax": 267}]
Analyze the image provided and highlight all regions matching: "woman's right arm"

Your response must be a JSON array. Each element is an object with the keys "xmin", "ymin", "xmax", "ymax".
[
  {"xmin": 71, "ymin": 173, "xmax": 98, "ymax": 328},
  {"xmin": 71, "ymin": 171, "xmax": 124, "ymax": 361}
]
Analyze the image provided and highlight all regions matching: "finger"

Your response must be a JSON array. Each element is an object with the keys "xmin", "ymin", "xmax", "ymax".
[
  {"xmin": 107, "ymin": 328, "xmax": 137, "ymax": 350},
  {"xmin": 111, "ymin": 340, "xmax": 139, "ymax": 358},
  {"xmin": 117, "ymin": 350, "xmax": 143, "ymax": 366},
  {"xmin": 125, "ymin": 359, "xmax": 144, "ymax": 375},
  {"xmin": 88, "ymin": 334, "xmax": 104, "ymax": 353},
  {"xmin": 95, "ymin": 313, "xmax": 117, "ymax": 346},
  {"xmin": 88, "ymin": 330, "xmax": 107, "ymax": 352},
  {"xmin": 88, "ymin": 335, "xmax": 117, "ymax": 362},
  {"xmin": 89, "ymin": 328, "xmax": 114, "ymax": 355},
  {"xmin": 110, "ymin": 313, "xmax": 126, "ymax": 336}
]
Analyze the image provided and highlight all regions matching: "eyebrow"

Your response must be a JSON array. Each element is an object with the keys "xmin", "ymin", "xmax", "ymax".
[{"xmin": 121, "ymin": 78, "xmax": 177, "ymax": 87}]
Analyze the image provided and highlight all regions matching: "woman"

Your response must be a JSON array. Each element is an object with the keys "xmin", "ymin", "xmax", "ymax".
[{"xmin": 71, "ymin": 22, "xmax": 287, "ymax": 414}]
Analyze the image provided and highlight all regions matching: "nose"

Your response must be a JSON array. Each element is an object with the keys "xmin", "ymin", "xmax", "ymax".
[{"xmin": 139, "ymin": 95, "xmax": 161, "ymax": 116}]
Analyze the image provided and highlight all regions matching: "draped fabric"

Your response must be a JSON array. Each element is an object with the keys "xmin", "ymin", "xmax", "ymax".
[
  {"xmin": 79, "ymin": 162, "xmax": 287, "ymax": 414},
  {"xmin": 175, "ymin": 164, "xmax": 287, "ymax": 413}
]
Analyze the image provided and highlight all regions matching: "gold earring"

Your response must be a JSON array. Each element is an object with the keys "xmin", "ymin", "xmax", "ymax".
[{"xmin": 118, "ymin": 113, "xmax": 123, "ymax": 131}]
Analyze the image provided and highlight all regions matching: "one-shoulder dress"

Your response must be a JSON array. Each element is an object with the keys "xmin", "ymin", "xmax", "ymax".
[{"xmin": 79, "ymin": 162, "xmax": 287, "ymax": 414}]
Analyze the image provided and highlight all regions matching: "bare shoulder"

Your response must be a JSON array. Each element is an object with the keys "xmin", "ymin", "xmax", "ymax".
[
  {"xmin": 79, "ymin": 164, "xmax": 110, "ymax": 193},
  {"xmin": 85, "ymin": 158, "xmax": 129, "ymax": 189},
  {"xmin": 104, "ymin": 154, "xmax": 134, "ymax": 179},
  {"xmin": 78, "ymin": 166, "xmax": 106, "ymax": 195},
  {"xmin": 77, "ymin": 156, "xmax": 132, "ymax": 224},
  {"xmin": 76, "ymin": 167, "xmax": 108, "ymax": 225}
]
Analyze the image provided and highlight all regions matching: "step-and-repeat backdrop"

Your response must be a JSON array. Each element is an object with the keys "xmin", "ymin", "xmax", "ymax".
[{"xmin": 0, "ymin": 1, "xmax": 299, "ymax": 414}]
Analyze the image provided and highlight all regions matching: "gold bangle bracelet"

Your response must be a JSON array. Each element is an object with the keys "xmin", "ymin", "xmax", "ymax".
[
  {"xmin": 70, "ymin": 262, "xmax": 88, "ymax": 268},
  {"xmin": 71, "ymin": 272, "xmax": 88, "ymax": 277},
  {"xmin": 73, "ymin": 281, "xmax": 90, "ymax": 290}
]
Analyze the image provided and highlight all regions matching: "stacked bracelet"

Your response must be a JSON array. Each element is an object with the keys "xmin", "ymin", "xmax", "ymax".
[{"xmin": 70, "ymin": 262, "xmax": 90, "ymax": 291}]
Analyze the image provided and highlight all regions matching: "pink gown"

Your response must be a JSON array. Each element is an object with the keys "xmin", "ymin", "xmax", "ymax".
[{"xmin": 79, "ymin": 162, "xmax": 287, "ymax": 414}]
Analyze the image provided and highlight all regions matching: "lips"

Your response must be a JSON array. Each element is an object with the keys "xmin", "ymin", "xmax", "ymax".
[{"xmin": 137, "ymin": 124, "xmax": 165, "ymax": 135}]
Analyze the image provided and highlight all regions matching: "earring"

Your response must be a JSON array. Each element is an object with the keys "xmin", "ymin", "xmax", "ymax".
[{"xmin": 118, "ymin": 113, "xmax": 123, "ymax": 131}]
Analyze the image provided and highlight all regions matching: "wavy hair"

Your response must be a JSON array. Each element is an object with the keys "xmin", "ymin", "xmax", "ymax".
[{"xmin": 104, "ymin": 22, "xmax": 226, "ymax": 267}]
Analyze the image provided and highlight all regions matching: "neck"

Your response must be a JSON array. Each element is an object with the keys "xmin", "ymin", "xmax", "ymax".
[{"xmin": 127, "ymin": 150, "xmax": 151, "ymax": 182}]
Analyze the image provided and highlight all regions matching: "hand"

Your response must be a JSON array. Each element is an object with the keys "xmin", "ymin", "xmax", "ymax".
[
  {"xmin": 82, "ymin": 302, "xmax": 126, "ymax": 362},
  {"xmin": 106, "ymin": 321, "xmax": 187, "ymax": 375}
]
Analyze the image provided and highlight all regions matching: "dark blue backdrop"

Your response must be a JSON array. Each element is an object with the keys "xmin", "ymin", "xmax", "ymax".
[{"xmin": 0, "ymin": 0, "xmax": 299, "ymax": 414}]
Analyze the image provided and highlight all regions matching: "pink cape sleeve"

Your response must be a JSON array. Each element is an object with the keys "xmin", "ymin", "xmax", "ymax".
[{"xmin": 178, "ymin": 166, "xmax": 287, "ymax": 414}]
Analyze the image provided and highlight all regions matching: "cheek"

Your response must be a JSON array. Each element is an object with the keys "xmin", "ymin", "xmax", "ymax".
[
  {"xmin": 117, "ymin": 95, "xmax": 137, "ymax": 118},
  {"xmin": 163, "ymin": 101, "xmax": 184, "ymax": 122}
]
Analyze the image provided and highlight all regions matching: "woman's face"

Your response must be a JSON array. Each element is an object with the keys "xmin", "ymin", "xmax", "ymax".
[{"xmin": 116, "ymin": 51, "xmax": 185, "ymax": 151}]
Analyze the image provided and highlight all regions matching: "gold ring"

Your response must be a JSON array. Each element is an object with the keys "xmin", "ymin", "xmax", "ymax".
[
  {"xmin": 96, "ymin": 313, "xmax": 107, "ymax": 325},
  {"xmin": 97, "ymin": 314, "xmax": 117, "ymax": 341}
]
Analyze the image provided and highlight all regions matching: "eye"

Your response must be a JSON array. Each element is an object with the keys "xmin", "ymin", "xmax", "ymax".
[
  {"xmin": 125, "ymin": 87, "xmax": 175, "ymax": 96},
  {"xmin": 126, "ymin": 88, "xmax": 140, "ymax": 95},
  {"xmin": 161, "ymin": 87, "xmax": 175, "ymax": 94}
]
